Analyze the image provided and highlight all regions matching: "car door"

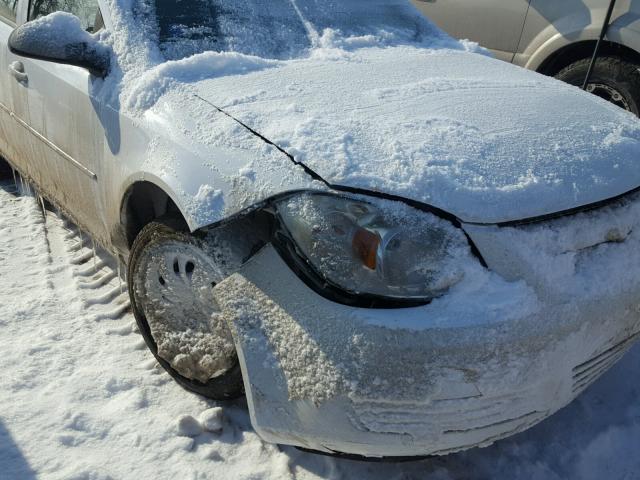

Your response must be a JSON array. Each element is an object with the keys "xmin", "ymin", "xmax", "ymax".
[
  {"xmin": 0, "ymin": 0, "xmax": 20, "ymax": 160},
  {"xmin": 17, "ymin": 0, "xmax": 108, "ymax": 242},
  {"xmin": 410, "ymin": 0, "xmax": 532, "ymax": 62},
  {"xmin": 0, "ymin": 0, "xmax": 34, "ymax": 173}
]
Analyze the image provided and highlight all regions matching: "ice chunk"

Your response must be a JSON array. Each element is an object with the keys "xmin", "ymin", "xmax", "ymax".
[
  {"xmin": 199, "ymin": 407, "xmax": 224, "ymax": 433},
  {"xmin": 176, "ymin": 415, "xmax": 202, "ymax": 437}
]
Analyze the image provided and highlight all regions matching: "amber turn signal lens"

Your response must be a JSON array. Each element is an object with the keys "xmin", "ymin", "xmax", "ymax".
[{"xmin": 352, "ymin": 227, "xmax": 380, "ymax": 270}]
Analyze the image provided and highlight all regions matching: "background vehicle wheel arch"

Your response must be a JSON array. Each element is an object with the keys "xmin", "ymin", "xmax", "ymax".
[
  {"xmin": 520, "ymin": 15, "xmax": 640, "ymax": 72},
  {"xmin": 536, "ymin": 39, "xmax": 640, "ymax": 76}
]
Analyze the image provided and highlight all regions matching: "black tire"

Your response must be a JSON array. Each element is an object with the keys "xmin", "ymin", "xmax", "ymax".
[
  {"xmin": 555, "ymin": 56, "xmax": 640, "ymax": 116},
  {"xmin": 128, "ymin": 217, "xmax": 244, "ymax": 400}
]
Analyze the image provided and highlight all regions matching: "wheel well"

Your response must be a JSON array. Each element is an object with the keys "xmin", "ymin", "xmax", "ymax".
[
  {"xmin": 0, "ymin": 155, "xmax": 12, "ymax": 179},
  {"xmin": 537, "ymin": 40, "xmax": 640, "ymax": 76},
  {"xmin": 121, "ymin": 181, "xmax": 187, "ymax": 247}
]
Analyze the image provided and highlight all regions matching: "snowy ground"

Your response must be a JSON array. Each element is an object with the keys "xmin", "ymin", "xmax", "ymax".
[{"xmin": 0, "ymin": 176, "xmax": 638, "ymax": 480}]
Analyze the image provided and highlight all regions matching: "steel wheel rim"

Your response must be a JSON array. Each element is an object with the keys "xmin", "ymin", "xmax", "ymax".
[{"xmin": 586, "ymin": 82, "xmax": 632, "ymax": 111}]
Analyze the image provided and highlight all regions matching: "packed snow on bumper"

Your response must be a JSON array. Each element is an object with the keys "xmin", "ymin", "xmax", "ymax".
[{"xmin": 212, "ymin": 193, "xmax": 640, "ymax": 457}]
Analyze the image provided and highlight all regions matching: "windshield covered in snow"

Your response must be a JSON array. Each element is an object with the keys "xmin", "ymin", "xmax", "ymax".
[{"xmin": 153, "ymin": 0, "xmax": 432, "ymax": 60}]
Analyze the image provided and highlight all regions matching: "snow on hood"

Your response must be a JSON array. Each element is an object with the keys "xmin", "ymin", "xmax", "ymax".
[
  {"xmin": 186, "ymin": 46, "xmax": 640, "ymax": 224},
  {"xmin": 109, "ymin": 0, "xmax": 640, "ymax": 224}
]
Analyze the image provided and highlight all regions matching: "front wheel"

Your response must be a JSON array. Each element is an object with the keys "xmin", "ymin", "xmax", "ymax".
[
  {"xmin": 555, "ymin": 56, "xmax": 640, "ymax": 116},
  {"xmin": 128, "ymin": 218, "xmax": 244, "ymax": 400}
]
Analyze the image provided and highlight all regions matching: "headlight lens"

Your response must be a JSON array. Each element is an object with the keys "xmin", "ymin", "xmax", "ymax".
[{"xmin": 274, "ymin": 193, "xmax": 471, "ymax": 303}]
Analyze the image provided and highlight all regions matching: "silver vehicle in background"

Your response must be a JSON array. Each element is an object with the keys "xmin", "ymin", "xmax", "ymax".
[{"xmin": 412, "ymin": 0, "xmax": 640, "ymax": 114}]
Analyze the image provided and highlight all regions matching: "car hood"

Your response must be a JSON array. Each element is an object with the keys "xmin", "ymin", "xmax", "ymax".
[{"xmin": 190, "ymin": 45, "xmax": 640, "ymax": 224}]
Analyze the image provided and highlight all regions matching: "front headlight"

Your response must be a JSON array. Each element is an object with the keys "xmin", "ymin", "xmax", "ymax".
[{"xmin": 273, "ymin": 192, "xmax": 473, "ymax": 306}]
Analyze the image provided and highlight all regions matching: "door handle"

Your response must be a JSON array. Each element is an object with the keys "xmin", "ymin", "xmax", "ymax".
[{"xmin": 8, "ymin": 61, "xmax": 28, "ymax": 85}]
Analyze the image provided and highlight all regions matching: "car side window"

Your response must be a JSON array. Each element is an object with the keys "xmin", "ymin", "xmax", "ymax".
[
  {"xmin": 0, "ymin": 0, "xmax": 18, "ymax": 24},
  {"xmin": 29, "ymin": 0, "xmax": 103, "ymax": 32}
]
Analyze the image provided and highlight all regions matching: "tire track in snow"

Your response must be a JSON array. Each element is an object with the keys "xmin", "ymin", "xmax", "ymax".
[{"xmin": 54, "ymin": 215, "xmax": 132, "ymax": 323}]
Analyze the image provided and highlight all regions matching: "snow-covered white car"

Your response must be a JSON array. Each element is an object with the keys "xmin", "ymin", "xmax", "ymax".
[{"xmin": 2, "ymin": 0, "xmax": 640, "ymax": 459}]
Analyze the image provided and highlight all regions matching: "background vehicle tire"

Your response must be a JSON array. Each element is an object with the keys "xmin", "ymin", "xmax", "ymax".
[
  {"xmin": 555, "ymin": 56, "xmax": 640, "ymax": 116},
  {"xmin": 128, "ymin": 217, "xmax": 244, "ymax": 400}
]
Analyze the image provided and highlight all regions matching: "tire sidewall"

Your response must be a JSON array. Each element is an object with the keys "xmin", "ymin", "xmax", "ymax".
[{"xmin": 555, "ymin": 57, "xmax": 640, "ymax": 116}]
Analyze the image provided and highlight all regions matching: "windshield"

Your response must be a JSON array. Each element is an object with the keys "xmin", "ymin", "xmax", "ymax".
[{"xmin": 153, "ymin": 0, "xmax": 434, "ymax": 60}]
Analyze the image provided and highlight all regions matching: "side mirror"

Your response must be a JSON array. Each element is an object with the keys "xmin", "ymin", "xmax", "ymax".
[{"xmin": 8, "ymin": 12, "xmax": 110, "ymax": 78}]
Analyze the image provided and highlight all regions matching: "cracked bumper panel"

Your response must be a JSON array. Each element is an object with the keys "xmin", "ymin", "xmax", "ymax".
[{"xmin": 213, "ymin": 244, "xmax": 640, "ymax": 458}]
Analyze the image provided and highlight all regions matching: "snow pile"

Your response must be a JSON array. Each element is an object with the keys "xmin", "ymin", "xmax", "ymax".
[
  {"xmin": 176, "ymin": 408, "xmax": 224, "ymax": 437},
  {"xmin": 13, "ymin": 11, "xmax": 92, "ymax": 47},
  {"xmin": 199, "ymin": 407, "xmax": 224, "ymax": 432},
  {"xmin": 176, "ymin": 415, "xmax": 203, "ymax": 438},
  {"xmin": 194, "ymin": 184, "xmax": 225, "ymax": 219},
  {"xmin": 125, "ymin": 51, "xmax": 280, "ymax": 111},
  {"xmin": 355, "ymin": 259, "xmax": 540, "ymax": 330}
]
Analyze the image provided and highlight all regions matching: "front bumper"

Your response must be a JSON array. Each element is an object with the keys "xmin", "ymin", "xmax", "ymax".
[{"xmin": 213, "ymin": 199, "xmax": 640, "ymax": 458}]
